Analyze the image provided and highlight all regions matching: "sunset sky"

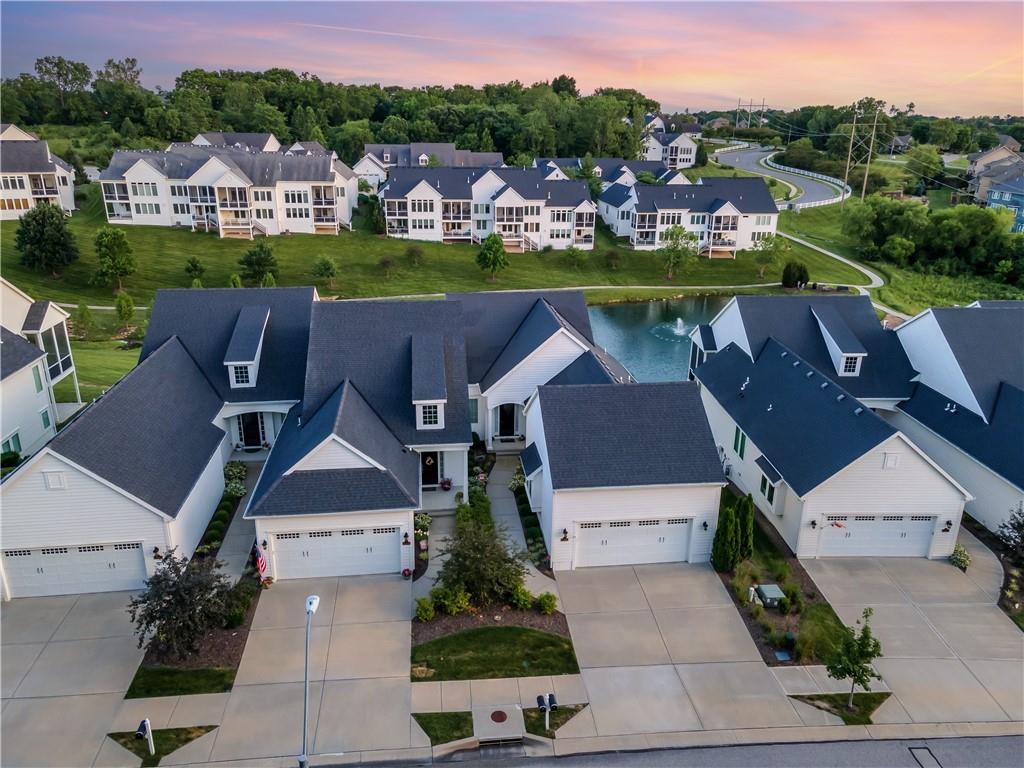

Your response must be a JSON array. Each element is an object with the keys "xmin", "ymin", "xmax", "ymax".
[{"xmin": 2, "ymin": 1, "xmax": 1021, "ymax": 116}]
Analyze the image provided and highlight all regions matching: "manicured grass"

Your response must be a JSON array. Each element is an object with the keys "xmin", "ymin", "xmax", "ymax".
[
  {"xmin": 52, "ymin": 340, "xmax": 140, "ymax": 402},
  {"xmin": 945, "ymin": 155, "xmax": 969, "ymax": 170},
  {"xmin": 412, "ymin": 712, "xmax": 474, "ymax": 745},
  {"xmin": 125, "ymin": 666, "xmax": 236, "ymax": 699},
  {"xmin": 793, "ymin": 692, "xmax": 892, "ymax": 726},
  {"xmin": 2, "ymin": 184, "xmax": 867, "ymax": 306},
  {"xmin": 869, "ymin": 262, "xmax": 1024, "ymax": 316},
  {"xmin": 523, "ymin": 704, "xmax": 587, "ymax": 738},
  {"xmin": 778, "ymin": 206, "xmax": 861, "ymax": 261},
  {"xmin": 110, "ymin": 725, "xmax": 217, "ymax": 767},
  {"xmin": 411, "ymin": 626, "xmax": 579, "ymax": 681},
  {"xmin": 926, "ymin": 189, "xmax": 953, "ymax": 210}
]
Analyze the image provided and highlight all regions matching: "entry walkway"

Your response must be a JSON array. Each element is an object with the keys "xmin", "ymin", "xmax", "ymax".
[{"xmin": 216, "ymin": 462, "xmax": 261, "ymax": 584}]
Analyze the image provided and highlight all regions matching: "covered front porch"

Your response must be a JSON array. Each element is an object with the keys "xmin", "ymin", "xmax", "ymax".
[
  {"xmin": 416, "ymin": 447, "xmax": 469, "ymax": 512},
  {"xmin": 220, "ymin": 405, "xmax": 291, "ymax": 461},
  {"xmin": 487, "ymin": 402, "xmax": 526, "ymax": 453}
]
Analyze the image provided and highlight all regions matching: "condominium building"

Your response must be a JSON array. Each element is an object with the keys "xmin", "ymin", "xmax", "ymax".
[
  {"xmin": 643, "ymin": 132, "xmax": 699, "ymax": 169},
  {"xmin": 0, "ymin": 124, "xmax": 75, "ymax": 220},
  {"xmin": 354, "ymin": 143, "xmax": 504, "ymax": 191}
]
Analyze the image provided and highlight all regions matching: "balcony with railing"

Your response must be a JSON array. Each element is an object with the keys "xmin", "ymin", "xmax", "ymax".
[
  {"xmin": 313, "ymin": 213, "xmax": 337, "ymax": 224},
  {"xmin": 633, "ymin": 214, "xmax": 657, "ymax": 231},
  {"xmin": 102, "ymin": 183, "xmax": 130, "ymax": 202},
  {"xmin": 496, "ymin": 207, "xmax": 524, "ymax": 223},
  {"xmin": 217, "ymin": 187, "xmax": 251, "ymax": 210},
  {"xmin": 387, "ymin": 218, "xmax": 409, "ymax": 235},
  {"xmin": 574, "ymin": 232, "xmax": 594, "ymax": 245},
  {"xmin": 29, "ymin": 174, "xmax": 58, "ymax": 197},
  {"xmin": 442, "ymin": 202, "xmax": 471, "ymax": 221},
  {"xmin": 385, "ymin": 201, "xmax": 408, "ymax": 217},
  {"xmin": 712, "ymin": 216, "xmax": 739, "ymax": 231}
]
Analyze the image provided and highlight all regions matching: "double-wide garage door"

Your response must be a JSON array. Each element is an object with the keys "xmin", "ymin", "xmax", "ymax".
[
  {"xmin": 576, "ymin": 518, "xmax": 692, "ymax": 568},
  {"xmin": 272, "ymin": 526, "xmax": 401, "ymax": 579},
  {"xmin": 818, "ymin": 515, "xmax": 935, "ymax": 557},
  {"xmin": 2, "ymin": 542, "xmax": 146, "ymax": 597}
]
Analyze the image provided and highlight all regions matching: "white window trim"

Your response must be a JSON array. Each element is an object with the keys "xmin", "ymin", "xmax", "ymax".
[
  {"xmin": 839, "ymin": 354, "xmax": 864, "ymax": 376},
  {"xmin": 42, "ymin": 470, "xmax": 67, "ymax": 490},
  {"xmin": 229, "ymin": 364, "xmax": 256, "ymax": 389},
  {"xmin": 416, "ymin": 402, "xmax": 445, "ymax": 430}
]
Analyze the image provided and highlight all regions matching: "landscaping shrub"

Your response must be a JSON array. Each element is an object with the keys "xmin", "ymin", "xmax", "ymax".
[
  {"xmin": 217, "ymin": 502, "xmax": 234, "ymax": 516},
  {"xmin": 224, "ymin": 461, "xmax": 247, "ymax": 484},
  {"xmin": 778, "ymin": 597, "xmax": 791, "ymax": 615},
  {"xmin": 782, "ymin": 261, "xmax": 810, "ymax": 288},
  {"xmin": 737, "ymin": 495, "xmax": 755, "ymax": 561},
  {"xmin": 711, "ymin": 501, "xmax": 740, "ymax": 573},
  {"xmin": 436, "ymin": 523, "xmax": 527, "ymax": 606},
  {"xmin": 415, "ymin": 597, "xmax": 436, "ymax": 623},
  {"xmin": 605, "ymin": 248, "xmax": 622, "ymax": 271},
  {"xmin": 213, "ymin": 510, "xmax": 231, "ymax": 526},
  {"xmin": 950, "ymin": 543, "xmax": 971, "ymax": 571},
  {"xmin": 771, "ymin": 561, "xmax": 790, "ymax": 582},
  {"xmin": 223, "ymin": 578, "xmax": 259, "ymax": 629},
  {"xmin": 406, "ymin": 245, "xmax": 424, "ymax": 266},
  {"xmin": 430, "ymin": 585, "xmax": 472, "ymax": 616},
  {"xmin": 205, "ymin": 522, "xmax": 225, "ymax": 540},
  {"xmin": 510, "ymin": 583, "xmax": 534, "ymax": 610},
  {"xmin": 224, "ymin": 479, "xmax": 246, "ymax": 498},
  {"xmin": 783, "ymin": 582, "xmax": 804, "ymax": 614},
  {"xmin": 537, "ymin": 592, "xmax": 558, "ymax": 616},
  {"xmin": 1, "ymin": 451, "xmax": 21, "ymax": 468}
]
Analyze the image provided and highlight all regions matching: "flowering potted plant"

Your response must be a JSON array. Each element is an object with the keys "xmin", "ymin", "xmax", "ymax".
[
  {"xmin": 440, "ymin": 477, "xmax": 452, "ymax": 491},
  {"xmin": 402, "ymin": 568, "xmax": 412, "ymax": 579}
]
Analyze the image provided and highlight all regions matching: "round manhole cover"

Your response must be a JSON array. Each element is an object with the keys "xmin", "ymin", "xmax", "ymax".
[{"xmin": 490, "ymin": 710, "xmax": 508, "ymax": 723}]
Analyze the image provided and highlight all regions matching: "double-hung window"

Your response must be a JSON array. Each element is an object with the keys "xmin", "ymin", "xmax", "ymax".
[
  {"xmin": 733, "ymin": 426, "xmax": 746, "ymax": 459},
  {"xmin": 759, "ymin": 474, "xmax": 776, "ymax": 505}
]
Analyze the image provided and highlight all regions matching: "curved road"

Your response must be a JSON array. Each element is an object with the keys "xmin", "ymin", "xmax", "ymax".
[{"xmin": 723, "ymin": 147, "xmax": 843, "ymax": 205}]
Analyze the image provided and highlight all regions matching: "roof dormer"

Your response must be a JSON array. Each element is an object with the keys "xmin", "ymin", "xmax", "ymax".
[
  {"xmin": 223, "ymin": 305, "xmax": 270, "ymax": 389},
  {"xmin": 812, "ymin": 305, "xmax": 866, "ymax": 377},
  {"xmin": 411, "ymin": 333, "xmax": 447, "ymax": 430},
  {"xmin": 418, "ymin": 153, "xmax": 430, "ymax": 166}
]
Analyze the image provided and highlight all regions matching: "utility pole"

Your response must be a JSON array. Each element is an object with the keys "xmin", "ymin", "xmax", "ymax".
[
  {"xmin": 734, "ymin": 99, "xmax": 740, "ymax": 139},
  {"xmin": 840, "ymin": 108, "xmax": 858, "ymax": 210},
  {"xmin": 860, "ymin": 108, "xmax": 880, "ymax": 201}
]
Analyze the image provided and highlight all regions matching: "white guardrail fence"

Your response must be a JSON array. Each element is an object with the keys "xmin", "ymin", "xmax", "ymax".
[{"xmin": 762, "ymin": 153, "xmax": 852, "ymax": 210}]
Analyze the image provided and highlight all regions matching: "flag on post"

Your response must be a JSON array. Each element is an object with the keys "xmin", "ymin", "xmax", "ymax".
[{"xmin": 254, "ymin": 543, "xmax": 267, "ymax": 576}]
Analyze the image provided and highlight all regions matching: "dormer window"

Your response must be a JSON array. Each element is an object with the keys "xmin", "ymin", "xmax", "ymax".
[
  {"xmin": 223, "ymin": 305, "xmax": 269, "ymax": 390},
  {"xmin": 421, "ymin": 404, "xmax": 438, "ymax": 425},
  {"xmin": 232, "ymin": 365, "xmax": 252, "ymax": 387},
  {"xmin": 418, "ymin": 154, "xmax": 429, "ymax": 166},
  {"xmin": 416, "ymin": 403, "xmax": 445, "ymax": 430},
  {"xmin": 842, "ymin": 356, "xmax": 860, "ymax": 375},
  {"xmin": 383, "ymin": 152, "xmax": 391, "ymax": 162}
]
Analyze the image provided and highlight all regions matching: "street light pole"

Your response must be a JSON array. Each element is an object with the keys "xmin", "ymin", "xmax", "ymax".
[{"xmin": 299, "ymin": 595, "xmax": 320, "ymax": 768}]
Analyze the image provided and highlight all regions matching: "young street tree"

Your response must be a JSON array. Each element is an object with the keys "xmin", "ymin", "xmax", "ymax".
[
  {"xmin": 312, "ymin": 255, "xmax": 338, "ymax": 288},
  {"xmin": 115, "ymin": 292, "xmax": 134, "ymax": 329},
  {"xmin": 476, "ymin": 233, "xmax": 509, "ymax": 282},
  {"xmin": 93, "ymin": 226, "xmax": 136, "ymax": 291},
  {"xmin": 14, "ymin": 203, "xmax": 80, "ymax": 276},
  {"xmin": 184, "ymin": 256, "xmax": 206, "ymax": 281},
  {"xmin": 659, "ymin": 225, "xmax": 698, "ymax": 280},
  {"xmin": 127, "ymin": 549, "xmax": 231, "ymax": 661},
  {"xmin": 238, "ymin": 241, "xmax": 279, "ymax": 284},
  {"xmin": 437, "ymin": 522, "xmax": 528, "ymax": 607},
  {"xmin": 826, "ymin": 607, "xmax": 883, "ymax": 710},
  {"xmin": 751, "ymin": 233, "xmax": 789, "ymax": 280}
]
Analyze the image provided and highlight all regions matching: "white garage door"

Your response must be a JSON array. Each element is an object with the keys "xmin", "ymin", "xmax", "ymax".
[
  {"xmin": 2, "ymin": 542, "xmax": 146, "ymax": 597},
  {"xmin": 575, "ymin": 518, "xmax": 692, "ymax": 568},
  {"xmin": 272, "ymin": 526, "xmax": 401, "ymax": 580},
  {"xmin": 818, "ymin": 515, "xmax": 935, "ymax": 557}
]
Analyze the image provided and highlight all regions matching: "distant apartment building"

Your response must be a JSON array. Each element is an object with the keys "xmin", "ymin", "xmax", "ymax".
[
  {"xmin": 0, "ymin": 124, "xmax": 75, "ymax": 220},
  {"xmin": 379, "ymin": 167, "xmax": 595, "ymax": 251},
  {"xmin": 986, "ymin": 172, "xmax": 1024, "ymax": 232},
  {"xmin": 354, "ymin": 143, "xmax": 504, "ymax": 190},
  {"xmin": 598, "ymin": 177, "xmax": 778, "ymax": 256},
  {"xmin": 99, "ymin": 134, "xmax": 357, "ymax": 238},
  {"xmin": 643, "ymin": 132, "xmax": 699, "ymax": 169}
]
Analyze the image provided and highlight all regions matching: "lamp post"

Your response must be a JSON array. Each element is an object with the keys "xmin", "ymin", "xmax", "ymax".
[{"xmin": 299, "ymin": 595, "xmax": 320, "ymax": 768}]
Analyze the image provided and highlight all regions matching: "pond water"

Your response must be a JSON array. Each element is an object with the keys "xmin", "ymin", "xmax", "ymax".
[{"xmin": 588, "ymin": 296, "xmax": 732, "ymax": 382}]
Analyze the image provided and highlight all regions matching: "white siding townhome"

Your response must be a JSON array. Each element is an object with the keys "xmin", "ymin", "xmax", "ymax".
[
  {"xmin": 643, "ymin": 131, "xmax": 699, "ymax": 169},
  {"xmin": 354, "ymin": 142, "xmax": 504, "ymax": 191},
  {"xmin": 599, "ymin": 177, "xmax": 778, "ymax": 255},
  {"xmin": 0, "ymin": 123, "xmax": 75, "ymax": 220},
  {"xmin": 380, "ymin": 167, "xmax": 596, "ymax": 251},
  {"xmin": 883, "ymin": 302, "xmax": 1024, "ymax": 533},
  {"xmin": 522, "ymin": 382, "xmax": 723, "ymax": 570},
  {"xmin": 99, "ymin": 134, "xmax": 357, "ymax": 238}
]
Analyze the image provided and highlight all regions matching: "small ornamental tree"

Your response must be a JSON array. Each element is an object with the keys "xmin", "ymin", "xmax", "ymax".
[
  {"xmin": 127, "ymin": 549, "xmax": 231, "ymax": 661},
  {"xmin": 436, "ymin": 522, "xmax": 528, "ymax": 606},
  {"xmin": 711, "ymin": 501, "xmax": 739, "ymax": 573},
  {"xmin": 751, "ymin": 234, "xmax": 789, "ymax": 280},
  {"xmin": 659, "ymin": 225, "xmax": 698, "ymax": 280},
  {"xmin": 406, "ymin": 244, "xmax": 424, "ymax": 267},
  {"xmin": 826, "ymin": 607, "xmax": 883, "ymax": 710},
  {"xmin": 312, "ymin": 254, "xmax": 338, "ymax": 288},
  {"xmin": 115, "ymin": 291, "xmax": 134, "ymax": 329},
  {"xmin": 476, "ymin": 233, "xmax": 509, "ymax": 282},
  {"xmin": 93, "ymin": 226, "xmax": 136, "ymax": 291},
  {"xmin": 694, "ymin": 141, "xmax": 709, "ymax": 167},
  {"xmin": 781, "ymin": 260, "xmax": 809, "ymax": 289},
  {"xmin": 73, "ymin": 301, "xmax": 95, "ymax": 340},
  {"xmin": 998, "ymin": 501, "xmax": 1024, "ymax": 566},
  {"xmin": 228, "ymin": 273, "xmax": 243, "ymax": 288},
  {"xmin": 15, "ymin": 203, "xmax": 80, "ymax": 276},
  {"xmin": 564, "ymin": 246, "xmax": 587, "ymax": 270},
  {"xmin": 260, "ymin": 272, "xmax": 277, "ymax": 288},
  {"xmin": 378, "ymin": 256, "xmax": 395, "ymax": 279},
  {"xmin": 238, "ymin": 241, "xmax": 279, "ymax": 284},
  {"xmin": 184, "ymin": 256, "xmax": 206, "ymax": 281}
]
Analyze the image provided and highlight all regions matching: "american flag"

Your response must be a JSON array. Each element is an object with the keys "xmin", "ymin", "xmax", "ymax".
[{"xmin": 254, "ymin": 543, "xmax": 267, "ymax": 576}]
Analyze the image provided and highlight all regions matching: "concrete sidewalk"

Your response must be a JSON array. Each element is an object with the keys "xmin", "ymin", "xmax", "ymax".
[{"xmin": 217, "ymin": 462, "xmax": 261, "ymax": 583}]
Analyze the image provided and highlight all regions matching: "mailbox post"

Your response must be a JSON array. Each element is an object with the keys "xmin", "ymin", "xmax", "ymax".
[{"xmin": 135, "ymin": 718, "xmax": 154, "ymax": 757}]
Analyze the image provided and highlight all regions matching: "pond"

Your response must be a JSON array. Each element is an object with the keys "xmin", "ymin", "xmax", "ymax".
[{"xmin": 588, "ymin": 296, "xmax": 732, "ymax": 382}]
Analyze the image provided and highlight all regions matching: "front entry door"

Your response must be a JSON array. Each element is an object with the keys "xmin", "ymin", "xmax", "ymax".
[
  {"xmin": 498, "ymin": 404, "xmax": 516, "ymax": 436},
  {"xmin": 421, "ymin": 451, "xmax": 440, "ymax": 487},
  {"xmin": 239, "ymin": 412, "xmax": 264, "ymax": 448}
]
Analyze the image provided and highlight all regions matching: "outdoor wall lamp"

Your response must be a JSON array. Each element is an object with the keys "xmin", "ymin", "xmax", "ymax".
[
  {"xmin": 261, "ymin": 539, "xmax": 268, "ymax": 548},
  {"xmin": 561, "ymin": 528, "xmax": 569, "ymax": 542},
  {"xmin": 402, "ymin": 532, "xmax": 411, "ymax": 545},
  {"xmin": 942, "ymin": 520, "xmax": 952, "ymax": 533},
  {"xmin": 810, "ymin": 520, "xmax": 818, "ymax": 529},
  {"xmin": 702, "ymin": 521, "xmax": 709, "ymax": 531}
]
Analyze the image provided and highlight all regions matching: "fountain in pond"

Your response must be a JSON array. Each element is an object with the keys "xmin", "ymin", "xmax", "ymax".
[{"xmin": 649, "ymin": 317, "xmax": 691, "ymax": 343}]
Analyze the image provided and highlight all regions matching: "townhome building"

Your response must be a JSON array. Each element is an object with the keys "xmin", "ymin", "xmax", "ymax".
[
  {"xmin": 354, "ymin": 142, "xmax": 504, "ymax": 190},
  {"xmin": 379, "ymin": 166, "xmax": 596, "ymax": 251},
  {"xmin": 643, "ymin": 132, "xmax": 699, "ymax": 169},
  {"xmin": 598, "ymin": 177, "xmax": 778, "ymax": 254},
  {"xmin": 967, "ymin": 154, "xmax": 1024, "ymax": 204},
  {"xmin": 0, "ymin": 278, "xmax": 81, "ymax": 459},
  {"xmin": 985, "ymin": 170, "xmax": 1024, "ymax": 231},
  {"xmin": 99, "ymin": 141, "xmax": 357, "ymax": 238},
  {"xmin": 0, "ymin": 123, "xmax": 75, "ymax": 220},
  {"xmin": 192, "ymin": 132, "xmax": 281, "ymax": 152},
  {"xmin": 534, "ymin": 157, "xmax": 688, "ymax": 188}
]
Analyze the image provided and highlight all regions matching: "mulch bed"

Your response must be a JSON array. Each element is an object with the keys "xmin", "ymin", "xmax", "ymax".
[
  {"xmin": 141, "ymin": 578, "xmax": 262, "ymax": 670},
  {"xmin": 412, "ymin": 605, "xmax": 569, "ymax": 645}
]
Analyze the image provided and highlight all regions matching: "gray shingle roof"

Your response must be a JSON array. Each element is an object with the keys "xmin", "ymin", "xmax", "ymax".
[
  {"xmin": 247, "ymin": 380, "xmax": 419, "ymax": 517},
  {"xmin": 364, "ymin": 143, "xmax": 503, "ymax": 168},
  {"xmin": 0, "ymin": 140, "xmax": 70, "ymax": 174},
  {"xmin": 381, "ymin": 167, "xmax": 591, "ymax": 206},
  {"xmin": 812, "ymin": 304, "xmax": 867, "ymax": 355},
  {"xmin": 223, "ymin": 305, "xmax": 269, "ymax": 364},
  {"xmin": 632, "ymin": 178, "xmax": 776, "ymax": 214},
  {"xmin": 197, "ymin": 132, "xmax": 275, "ymax": 151},
  {"xmin": 381, "ymin": 167, "xmax": 479, "ymax": 199},
  {"xmin": 492, "ymin": 169, "xmax": 591, "ymax": 206},
  {"xmin": 302, "ymin": 300, "xmax": 470, "ymax": 447},
  {"xmin": 755, "ymin": 455, "xmax": 781, "ymax": 484},
  {"xmin": 142, "ymin": 287, "xmax": 315, "ymax": 403},
  {"xmin": 697, "ymin": 324, "xmax": 717, "ymax": 352},
  {"xmin": 448, "ymin": 291, "xmax": 595, "ymax": 385},
  {"xmin": 598, "ymin": 183, "xmax": 633, "ymax": 207},
  {"xmin": 411, "ymin": 334, "xmax": 448, "ymax": 402},
  {"xmin": 45, "ymin": 337, "xmax": 226, "ymax": 516},
  {"xmin": 21, "ymin": 300, "xmax": 52, "ymax": 332},
  {"xmin": 1, "ymin": 326, "xmax": 45, "ymax": 380},
  {"xmin": 899, "ymin": 382, "xmax": 1023, "ymax": 490},
  {"xmin": 536, "ymin": 382, "xmax": 723, "ymax": 490},
  {"xmin": 545, "ymin": 350, "xmax": 618, "ymax": 386},
  {"xmin": 480, "ymin": 299, "xmax": 568, "ymax": 392},
  {"xmin": 695, "ymin": 340, "xmax": 896, "ymax": 497},
  {"xmin": 520, "ymin": 443, "xmax": 542, "ymax": 476},
  {"xmin": 732, "ymin": 295, "xmax": 915, "ymax": 399}
]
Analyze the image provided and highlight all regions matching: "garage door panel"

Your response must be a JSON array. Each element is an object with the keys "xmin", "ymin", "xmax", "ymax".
[
  {"xmin": 272, "ymin": 526, "xmax": 401, "ymax": 579},
  {"xmin": 818, "ymin": 515, "xmax": 933, "ymax": 558},
  {"xmin": 2, "ymin": 542, "xmax": 146, "ymax": 597},
  {"xmin": 575, "ymin": 518, "xmax": 691, "ymax": 568}
]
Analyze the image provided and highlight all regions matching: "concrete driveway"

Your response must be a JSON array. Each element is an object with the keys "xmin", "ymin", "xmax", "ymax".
[
  {"xmin": 1, "ymin": 592, "xmax": 144, "ymax": 767},
  {"xmin": 557, "ymin": 564, "xmax": 803, "ymax": 735},
  {"xmin": 189, "ymin": 574, "xmax": 424, "ymax": 764},
  {"xmin": 804, "ymin": 532, "xmax": 1023, "ymax": 725}
]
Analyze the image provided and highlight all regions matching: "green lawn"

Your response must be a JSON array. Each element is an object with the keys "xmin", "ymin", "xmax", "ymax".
[
  {"xmin": 523, "ymin": 705, "xmax": 587, "ymax": 738},
  {"xmin": 125, "ymin": 666, "xmax": 236, "ymax": 699},
  {"xmin": 2, "ymin": 184, "xmax": 866, "ymax": 306},
  {"xmin": 412, "ymin": 712, "xmax": 473, "ymax": 745},
  {"xmin": 110, "ymin": 726, "xmax": 217, "ymax": 767},
  {"xmin": 778, "ymin": 205, "xmax": 861, "ymax": 261},
  {"xmin": 793, "ymin": 692, "xmax": 891, "ymax": 726},
  {"xmin": 53, "ymin": 340, "xmax": 140, "ymax": 402},
  {"xmin": 411, "ymin": 627, "xmax": 579, "ymax": 681},
  {"xmin": 926, "ymin": 189, "xmax": 953, "ymax": 210},
  {"xmin": 869, "ymin": 262, "xmax": 1024, "ymax": 316}
]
